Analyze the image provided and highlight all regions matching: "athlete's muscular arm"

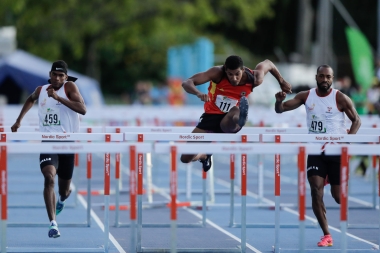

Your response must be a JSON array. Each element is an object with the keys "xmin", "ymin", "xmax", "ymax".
[
  {"xmin": 47, "ymin": 82, "xmax": 86, "ymax": 115},
  {"xmin": 336, "ymin": 91, "xmax": 361, "ymax": 134},
  {"xmin": 182, "ymin": 66, "xmax": 223, "ymax": 102},
  {"xmin": 252, "ymin": 59, "xmax": 292, "ymax": 94},
  {"xmin": 11, "ymin": 86, "xmax": 42, "ymax": 132},
  {"xmin": 275, "ymin": 91, "xmax": 307, "ymax": 113}
]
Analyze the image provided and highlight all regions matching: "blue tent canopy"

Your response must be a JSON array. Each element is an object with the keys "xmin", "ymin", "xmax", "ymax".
[{"xmin": 0, "ymin": 50, "xmax": 104, "ymax": 106}]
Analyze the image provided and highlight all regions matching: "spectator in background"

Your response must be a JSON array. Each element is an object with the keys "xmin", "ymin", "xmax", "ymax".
[
  {"xmin": 150, "ymin": 82, "xmax": 169, "ymax": 105},
  {"xmin": 367, "ymin": 81, "xmax": 380, "ymax": 115},
  {"xmin": 339, "ymin": 76, "xmax": 354, "ymax": 98},
  {"xmin": 133, "ymin": 81, "xmax": 152, "ymax": 105}
]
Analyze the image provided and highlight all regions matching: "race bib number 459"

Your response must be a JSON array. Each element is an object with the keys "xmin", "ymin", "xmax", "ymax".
[
  {"xmin": 215, "ymin": 95, "xmax": 238, "ymax": 113},
  {"xmin": 42, "ymin": 108, "xmax": 61, "ymax": 126}
]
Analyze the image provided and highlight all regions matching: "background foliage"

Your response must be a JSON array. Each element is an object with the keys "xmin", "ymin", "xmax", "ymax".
[{"xmin": 0, "ymin": 0, "xmax": 377, "ymax": 97}]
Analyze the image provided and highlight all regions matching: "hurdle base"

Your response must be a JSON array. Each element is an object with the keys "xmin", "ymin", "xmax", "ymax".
[
  {"xmin": 5, "ymin": 247, "xmax": 105, "ymax": 252},
  {"xmin": 231, "ymin": 223, "xmax": 318, "ymax": 228},
  {"xmin": 139, "ymin": 247, "xmax": 241, "ymax": 253},
  {"xmin": 347, "ymin": 224, "xmax": 380, "ymax": 229},
  {"xmin": 7, "ymin": 222, "xmax": 90, "ymax": 227},
  {"xmin": 116, "ymin": 222, "xmax": 204, "ymax": 228}
]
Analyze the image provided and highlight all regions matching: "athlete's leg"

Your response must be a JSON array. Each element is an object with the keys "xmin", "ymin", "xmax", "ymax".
[
  {"xmin": 58, "ymin": 177, "xmax": 72, "ymax": 201},
  {"xmin": 180, "ymin": 127, "xmax": 209, "ymax": 163},
  {"xmin": 330, "ymin": 185, "xmax": 340, "ymax": 204},
  {"xmin": 220, "ymin": 96, "xmax": 248, "ymax": 133},
  {"xmin": 308, "ymin": 175, "xmax": 330, "ymax": 235},
  {"xmin": 57, "ymin": 154, "xmax": 75, "ymax": 201},
  {"xmin": 41, "ymin": 165, "xmax": 57, "ymax": 222}
]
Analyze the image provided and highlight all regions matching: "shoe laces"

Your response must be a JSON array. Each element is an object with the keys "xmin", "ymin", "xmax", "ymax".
[{"xmin": 319, "ymin": 235, "xmax": 332, "ymax": 243}]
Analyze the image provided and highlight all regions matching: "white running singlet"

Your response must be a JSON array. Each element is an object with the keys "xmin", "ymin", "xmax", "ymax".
[
  {"xmin": 305, "ymin": 88, "xmax": 346, "ymax": 134},
  {"xmin": 38, "ymin": 83, "xmax": 79, "ymax": 133}
]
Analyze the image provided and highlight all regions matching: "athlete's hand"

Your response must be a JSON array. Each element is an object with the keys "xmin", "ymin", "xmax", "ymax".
[
  {"xmin": 279, "ymin": 80, "xmax": 292, "ymax": 94},
  {"xmin": 197, "ymin": 93, "xmax": 210, "ymax": 102},
  {"xmin": 275, "ymin": 91, "xmax": 287, "ymax": 102},
  {"xmin": 47, "ymin": 88, "xmax": 59, "ymax": 100},
  {"xmin": 11, "ymin": 122, "xmax": 20, "ymax": 132}
]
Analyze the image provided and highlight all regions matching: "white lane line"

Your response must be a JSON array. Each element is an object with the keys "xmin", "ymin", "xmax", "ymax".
[
  {"xmin": 78, "ymin": 194, "xmax": 126, "ymax": 253},
  {"xmin": 154, "ymin": 187, "xmax": 261, "ymax": 253}
]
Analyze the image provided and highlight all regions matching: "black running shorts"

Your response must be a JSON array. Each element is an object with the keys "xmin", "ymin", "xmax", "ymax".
[
  {"xmin": 39, "ymin": 153, "xmax": 75, "ymax": 180},
  {"xmin": 196, "ymin": 113, "xmax": 242, "ymax": 133},
  {"xmin": 307, "ymin": 153, "xmax": 342, "ymax": 185}
]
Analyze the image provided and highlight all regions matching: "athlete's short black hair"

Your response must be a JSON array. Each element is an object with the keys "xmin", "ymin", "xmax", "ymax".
[
  {"xmin": 316, "ymin": 64, "xmax": 334, "ymax": 75},
  {"xmin": 225, "ymin": 55, "xmax": 243, "ymax": 70}
]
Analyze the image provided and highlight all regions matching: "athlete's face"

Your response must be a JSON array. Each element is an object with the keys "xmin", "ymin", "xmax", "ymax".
[
  {"xmin": 315, "ymin": 67, "xmax": 334, "ymax": 93},
  {"xmin": 49, "ymin": 71, "xmax": 67, "ymax": 88},
  {"xmin": 225, "ymin": 68, "xmax": 243, "ymax": 86}
]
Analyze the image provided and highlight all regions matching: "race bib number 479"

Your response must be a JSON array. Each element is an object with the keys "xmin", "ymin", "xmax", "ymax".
[
  {"xmin": 215, "ymin": 95, "xmax": 238, "ymax": 113},
  {"xmin": 308, "ymin": 114, "xmax": 326, "ymax": 133}
]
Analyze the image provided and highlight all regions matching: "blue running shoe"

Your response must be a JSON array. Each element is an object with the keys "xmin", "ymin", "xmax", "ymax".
[
  {"xmin": 56, "ymin": 190, "xmax": 71, "ymax": 215},
  {"xmin": 56, "ymin": 199, "xmax": 65, "ymax": 215},
  {"xmin": 199, "ymin": 154, "xmax": 212, "ymax": 172},
  {"xmin": 238, "ymin": 96, "xmax": 249, "ymax": 127},
  {"xmin": 48, "ymin": 224, "xmax": 60, "ymax": 238}
]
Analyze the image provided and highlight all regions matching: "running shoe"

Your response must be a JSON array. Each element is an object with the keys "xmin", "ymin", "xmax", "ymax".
[
  {"xmin": 317, "ymin": 234, "xmax": 333, "ymax": 247},
  {"xmin": 48, "ymin": 224, "xmax": 60, "ymax": 238},
  {"xmin": 238, "ymin": 96, "xmax": 249, "ymax": 127},
  {"xmin": 56, "ymin": 199, "xmax": 65, "ymax": 215},
  {"xmin": 199, "ymin": 154, "xmax": 212, "ymax": 172},
  {"xmin": 56, "ymin": 190, "xmax": 71, "ymax": 215}
]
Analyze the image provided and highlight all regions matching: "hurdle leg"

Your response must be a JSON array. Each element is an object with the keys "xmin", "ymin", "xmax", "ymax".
[
  {"xmin": 274, "ymin": 154, "xmax": 280, "ymax": 252},
  {"xmin": 241, "ymin": 153, "xmax": 247, "ymax": 253},
  {"xmin": 202, "ymin": 171, "xmax": 207, "ymax": 227},
  {"xmin": 208, "ymin": 156, "xmax": 215, "ymax": 203},
  {"xmin": 104, "ymin": 152, "xmax": 111, "ymax": 253},
  {"xmin": 130, "ymin": 146, "xmax": 137, "ymax": 253},
  {"xmin": 372, "ymin": 156, "xmax": 377, "ymax": 209},
  {"xmin": 137, "ymin": 152, "xmax": 144, "ymax": 252},
  {"xmin": 186, "ymin": 163, "xmax": 192, "ymax": 201},
  {"xmin": 298, "ymin": 147, "xmax": 306, "ymax": 253},
  {"xmin": 229, "ymin": 154, "xmax": 235, "ymax": 227},
  {"xmin": 340, "ymin": 147, "xmax": 349, "ymax": 253},
  {"xmin": 170, "ymin": 146, "xmax": 177, "ymax": 253},
  {"xmin": 87, "ymin": 152, "xmax": 92, "ymax": 227},
  {"xmin": 258, "ymin": 154, "xmax": 264, "ymax": 204},
  {"xmin": 114, "ymin": 153, "xmax": 121, "ymax": 227},
  {"xmin": 1, "ymin": 145, "xmax": 7, "ymax": 253},
  {"xmin": 73, "ymin": 153, "xmax": 79, "ymax": 207},
  {"xmin": 146, "ymin": 152, "xmax": 153, "ymax": 203}
]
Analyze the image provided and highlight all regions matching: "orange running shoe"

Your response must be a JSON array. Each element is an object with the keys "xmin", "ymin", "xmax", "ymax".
[{"xmin": 317, "ymin": 234, "xmax": 333, "ymax": 247}]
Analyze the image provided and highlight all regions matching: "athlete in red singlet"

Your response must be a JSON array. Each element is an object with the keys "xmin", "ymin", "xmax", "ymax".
[{"xmin": 180, "ymin": 55, "xmax": 292, "ymax": 171}]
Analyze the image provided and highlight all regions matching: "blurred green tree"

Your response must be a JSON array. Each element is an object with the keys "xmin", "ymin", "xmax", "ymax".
[{"xmin": 0, "ymin": 0, "xmax": 275, "ymax": 96}]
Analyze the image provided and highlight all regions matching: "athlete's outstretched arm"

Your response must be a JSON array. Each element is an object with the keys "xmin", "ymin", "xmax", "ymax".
[
  {"xmin": 275, "ymin": 91, "xmax": 306, "ymax": 113},
  {"xmin": 11, "ymin": 86, "xmax": 42, "ymax": 132},
  {"xmin": 336, "ymin": 91, "xmax": 361, "ymax": 134},
  {"xmin": 182, "ymin": 66, "xmax": 222, "ymax": 102},
  {"xmin": 252, "ymin": 59, "xmax": 292, "ymax": 94}
]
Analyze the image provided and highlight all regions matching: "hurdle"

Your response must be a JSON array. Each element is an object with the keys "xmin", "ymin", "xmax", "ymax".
[
  {"xmin": 325, "ymin": 144, "xmax": 380, "ymax": 253},
  {"xmin": 153, "ymin": 142, "xmax": 323, "ymax": 253},
  {"xmin": 0, "ymin": 132, "xmax": 122, "ymax": 228},
  {"xmin": 263, "ymin": 133, "xmax": 380, "ymax": 230},
  {"xmin": 123, "ymin": 132, "xmax": 260, "ymax": 253},
  {"xmin": 0, "ymin": 141, "xmax": 151, "ymax": 253}
]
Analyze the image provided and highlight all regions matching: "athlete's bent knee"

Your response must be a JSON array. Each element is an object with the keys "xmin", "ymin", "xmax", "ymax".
[
  {"xmin": 43, "ymin": 174, "xmax": 55, "ymax": 188},
  {"xmin": 180, "ymin": 155, "xmax": 191, "ymax": 164}
]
